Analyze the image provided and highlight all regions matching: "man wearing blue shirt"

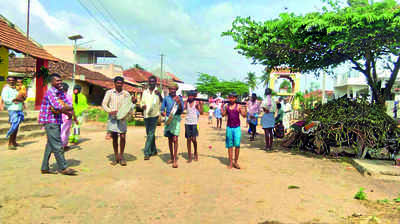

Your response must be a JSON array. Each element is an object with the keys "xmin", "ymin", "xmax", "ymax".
[{"xmin": 161, "ymin": 84, "xmax": 183, "ymax": 168}]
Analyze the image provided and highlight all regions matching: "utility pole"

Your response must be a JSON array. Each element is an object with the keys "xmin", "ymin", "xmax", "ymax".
[
  {"xmin": 27, "ymin": 0, "xmax": 30, "ymax": 40},
  {"xmin": 68, "ymin": 35, "xmax": 83, "ymax": 93},
  {"xmin": 160, "ymin": 53, "xmax": 164, "ymax": 95},
  {"xmin": 322, "ymin": 72, "xmax": 327, "ymax": 103}
]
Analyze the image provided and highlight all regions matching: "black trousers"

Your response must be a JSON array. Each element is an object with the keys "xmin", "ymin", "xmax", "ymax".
[{"xmin": 249, "ymin": 123, "xmax": 257, "ymax": 135}]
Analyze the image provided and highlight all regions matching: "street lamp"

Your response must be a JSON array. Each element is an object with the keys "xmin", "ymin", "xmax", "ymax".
[{"xmin": 68, "ymin": 34, "xmax": 83, "ymax": 91}]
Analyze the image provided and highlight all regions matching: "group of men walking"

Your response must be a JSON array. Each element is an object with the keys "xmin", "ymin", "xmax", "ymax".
[{"xmin": 2, "ymin": 72, "xmax": 294, "ymax": 175}]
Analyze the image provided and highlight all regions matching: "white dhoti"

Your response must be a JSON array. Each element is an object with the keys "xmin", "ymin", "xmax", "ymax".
[
  {"xmin": 283, "ymin": 103, "xmax": 292, "ymax": 130},
  {"xmin": 283, "ymin": 112, "xmax": 290, "ymax": 130}
]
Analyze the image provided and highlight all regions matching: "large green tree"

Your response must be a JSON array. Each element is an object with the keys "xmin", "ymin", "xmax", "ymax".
[
  {"xmin": 245, "ymin": 72, "xmax": 257, "ymax": 92},
  {"xmin": 222, "ymin": 0, "xmax": 400, "ymax": 105},
  {"xmin": 196, "ymin": 73, "xmax": 249, "ymax": 97}
]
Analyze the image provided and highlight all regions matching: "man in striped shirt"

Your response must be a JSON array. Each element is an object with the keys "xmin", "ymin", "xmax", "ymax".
[
  {"xmin": 102, "ymin": 76, "xmax": 136, "ymax": 166},
  {"xmin": 39, "ymin": 73, "xmax": 77, "ymax": 175}
]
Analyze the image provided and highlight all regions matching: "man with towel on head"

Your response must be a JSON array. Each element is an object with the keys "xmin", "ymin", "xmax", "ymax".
[{"xmin": 161, "ymin": 83, "xmax": 184, "ymax": 168}]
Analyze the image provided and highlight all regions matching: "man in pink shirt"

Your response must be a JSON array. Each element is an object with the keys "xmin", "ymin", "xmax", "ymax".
[{"xmin": 247, "ymin": 93, "xmax": 261, "ymax": 141}]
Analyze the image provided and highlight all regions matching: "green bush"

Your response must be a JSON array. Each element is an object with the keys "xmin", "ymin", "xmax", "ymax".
[
  {"xmin": 354, "ymin": 188, "xmax": 367, "ymax": 200},
  {"xmin": 127, "ymin": 119, "xmax": 145, "ymax": 126},
  {"xmin": 86, "ymin": 107, "xmax": 108, "ymax": 123},
  {"xmin": 203, "ymin": 104, "xmax": 210, "ymax": 113}
]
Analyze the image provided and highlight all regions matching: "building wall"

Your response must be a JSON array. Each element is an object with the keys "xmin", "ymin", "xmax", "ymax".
[
  {"xmin": 80, "ymin": 64, "xmax": 123, "ymax": 79},
  {"xmin": 0, "ymin": 47, "xmax": 9, "ymax": 91},
  {"xmin": 63, "ymin": 80, "xmax": 103, "ymax": 105},
  {"xmin": 43, "ymin": 45, "xmax": 75, "ymax": 63}
]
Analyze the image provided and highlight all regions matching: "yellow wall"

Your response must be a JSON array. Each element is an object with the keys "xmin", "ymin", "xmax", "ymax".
[{"xmin": 0, "ymin": 47, "xmax": 9, "ymax": 91}]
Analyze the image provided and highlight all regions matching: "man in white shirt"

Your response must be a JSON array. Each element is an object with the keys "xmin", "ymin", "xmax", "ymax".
[
  {"xmin": 140, "ymin": 76, "xmax": 162, "ymax": 160},
  {"xmin": 283, "ymin": 98, "xmax": 292, "ymax": 132},
  {"xmin": 1, "ymin": 76, "xmax": 25, "ymax": 150}
]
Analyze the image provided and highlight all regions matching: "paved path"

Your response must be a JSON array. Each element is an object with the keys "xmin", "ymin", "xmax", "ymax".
[{"xmin": 0, "ymin": 116, "xmax": 399, "ymax": 224}]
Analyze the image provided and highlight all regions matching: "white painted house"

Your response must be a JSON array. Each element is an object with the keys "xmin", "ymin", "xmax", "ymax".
[{"xmin": 334, "ymin": 68, "xmax": 400, "ymax": 101}]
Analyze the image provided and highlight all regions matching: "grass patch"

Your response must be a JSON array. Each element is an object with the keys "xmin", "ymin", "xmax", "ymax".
[
  {"xmin": 288, "ymin": 185, "xmax": 300, "ymax": 189},
  {"xmin": 354, "ymin": 188, "xmax": 367, "ymax": 200},
  {"xmin": 394, "ymin": 194, "xmax": 400, "ymax": 203},
  {"xmin": 377, "ymin": 199, "xmax": 390, "ymax": 204},
  {"xmin": 127, "ymin": 119, "xmax": 145, "ymax": 126}
]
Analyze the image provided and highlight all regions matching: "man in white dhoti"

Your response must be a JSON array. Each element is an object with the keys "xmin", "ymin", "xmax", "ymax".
[{"xmin": 282, "ymin": 98, "xmax": 292, "ymax": 132}]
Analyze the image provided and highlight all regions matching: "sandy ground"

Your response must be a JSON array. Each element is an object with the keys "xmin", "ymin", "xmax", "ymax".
[{"xmin": 0, "ymin": 116, "xmax": 399, "ymax": 224}]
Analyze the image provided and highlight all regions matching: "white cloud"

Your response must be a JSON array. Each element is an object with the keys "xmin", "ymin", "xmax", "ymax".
[{"xmin": 0, "ymin": 0, "xmax": 332, "ymax": 91}]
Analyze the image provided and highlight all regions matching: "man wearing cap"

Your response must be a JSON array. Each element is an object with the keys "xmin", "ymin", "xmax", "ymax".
[
  {"xmin": 222, "ymin": 92, "xmax": 247, "ymax": 169},
  {"xmin": 102, "ymin": 76, "xmax": 134, "ymax": 166},
  {"xmin": 69, "ymin": 84, "xmax": 88, "ymax": 144}
]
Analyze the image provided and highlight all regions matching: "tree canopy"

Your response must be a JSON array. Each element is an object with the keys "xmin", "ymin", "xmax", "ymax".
[
  {"xmin": 196, "ymin": 73, "xmax": 249, "ymax": 97},
  {"xmin": 222, "ymin": 0, "xmax": 400, "ymax": 105},
  {"xmin": 279, "ymin": 79, "xmax": 292, "ymax": 92},
  {"xmin": 130, "ymin": 64, "xmax": 146, "ymax": 71},
  {"xmin": 259, "ymin": 69, "xmax": 271, "ymax": 86},
  {"xmin": 245, "ymin": 72, "xmax": 257, "ymax": 92}
]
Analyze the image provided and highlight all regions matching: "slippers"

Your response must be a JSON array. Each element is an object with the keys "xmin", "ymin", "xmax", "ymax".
[
  {"xmin": 8, "ymin": 145, "xmax": 17, "ymax": 150},
  {"xmin": 41, "ymin": 170, "xmax": 57, "ymax": 175},
  {"xmin": 60, "ymin": 168, "xmax": 77, "ymax": 175},
  {"xmin": 233, "ymin": 163, "xmax": 241, "ymax": 169},
  {"xmin": 120, "ymin": 159, "xmax": 127, "ymax": 166}
]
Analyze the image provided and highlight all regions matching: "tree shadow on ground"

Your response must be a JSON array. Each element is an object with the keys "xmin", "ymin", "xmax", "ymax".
[
  {"xmin": 106, "ymin": 153, "xmax": 137, "ymax": 162},
  {"xmin": 50, "ymin": 159, "xmax": 81, "ymax": 170},
  {"xmin": 207, "ymin": 128, "xmax": 348, "ymax": 164}
]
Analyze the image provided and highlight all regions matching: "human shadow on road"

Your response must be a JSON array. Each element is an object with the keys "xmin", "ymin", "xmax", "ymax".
[
  {"xmin": 76, "ymin": 138, "xmax": 91, "ymax": 144},
  {"xmin": 106, "ymin": 153, "xmax": 137, "ymax": 162},
  {"xmin": 200, "ymin": 154, "xmax": 229, "ymax": 166},
  {"xmin": 19, "ymin": 141, "xmax": 37, "ymax": 147},
  {"xmin": 50, "ymin": 159, "xmax": 81, "ymax": 170},
  {"xmin": 159, "ymin": 153, "xmax": 172, "ymax": 164}
]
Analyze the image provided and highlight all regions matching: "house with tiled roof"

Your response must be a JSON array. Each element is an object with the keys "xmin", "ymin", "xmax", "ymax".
[
  {"xmin": 0, "ymin": 15, "xmax": 58, "ymax": 109},
  {"xmin": 9, "ymin": 57, "xmax": 142, "ymax": 106}
]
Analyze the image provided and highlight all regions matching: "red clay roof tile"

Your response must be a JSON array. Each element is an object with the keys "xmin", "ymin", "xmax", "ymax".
[{"xmin": 0, "ymin": 16, "xmax": 58, "ymax": 61}]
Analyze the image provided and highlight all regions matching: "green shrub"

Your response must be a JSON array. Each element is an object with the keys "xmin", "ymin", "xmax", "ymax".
[
  {"xmin": 86, "ymin": 107, "xmax": 108, "ymax": 122},
  {"xmin": 127, "ymin": 119, "xmax": 145, "ymax": 126},
  {"xmin": 87, "ymin": 108, "xmax": 102, "ymax": 121},
  {"xmin": 394, "ymin": 194, "xmax": 400, "ymax": 203},
  {"xmin": 97, "ymin": 111, "xmax": 109, "ymax": 122},
  {"xmin": 203, "ymin": 104, "xmax": 210, "ymax": 113},
  {"xmin": 354, "ymin": 188, "xmax": 367, "ymax": 200}
]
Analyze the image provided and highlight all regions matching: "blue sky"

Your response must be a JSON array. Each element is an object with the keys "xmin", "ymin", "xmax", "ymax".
[{"xmin": 0, "ymin": 0, "xmax": 336, "ymax": 94}]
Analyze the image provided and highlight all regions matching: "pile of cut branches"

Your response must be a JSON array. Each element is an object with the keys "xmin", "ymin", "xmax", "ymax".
[{"xmin": 292, "ymin": 97, "xmax": 400, "ymax": 158}]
